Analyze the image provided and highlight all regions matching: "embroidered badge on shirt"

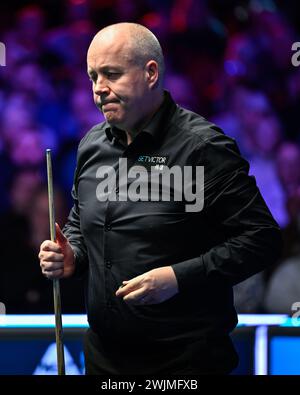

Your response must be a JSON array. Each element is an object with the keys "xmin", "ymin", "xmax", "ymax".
[{"xmin": 135, "ymin": 155, "xmax": 169, "ymax": 171}]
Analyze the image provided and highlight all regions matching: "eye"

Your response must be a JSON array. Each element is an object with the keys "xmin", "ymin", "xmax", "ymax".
[
  {"xmin": 88, "ymin": 73, "xmax": 97, "ymax": 83},
  {"xmin": 105, "ymin": 71, "xmax": 121, "ymax": 79}
]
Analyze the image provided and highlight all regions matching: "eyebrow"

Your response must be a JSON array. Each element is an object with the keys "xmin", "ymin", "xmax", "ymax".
[
  {"xmin": 87, "ymin": 65, "xmax": 123, "ymax": 75},
  {"xmin": 87, "ymin": 69, "xmax": 95, "ymax": 76}
]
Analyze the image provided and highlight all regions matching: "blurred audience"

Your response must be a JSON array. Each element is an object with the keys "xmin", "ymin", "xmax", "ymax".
[
  {"xmin": 0, "ymin": 183, "xmax": 85, "ymax": 313},
  {"xmin": 276, "ymin": 142, "xmax": 300, "ymax": 197},
  {"xmin": 263, "ymin": 189, "xmax": 300, "ymax": 314}
]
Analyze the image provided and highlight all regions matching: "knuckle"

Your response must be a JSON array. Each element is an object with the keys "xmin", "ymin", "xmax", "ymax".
[
  {"xmin": 48, "ymin": 252, "xmax": 56, "ymax": 260},
  {"xmin": 144, "ymin": 275, "xmax": 153, "ymax": 284},
  {"xmin": 41, "ymin": 240, "xmax": 50, "ymax": 249}
]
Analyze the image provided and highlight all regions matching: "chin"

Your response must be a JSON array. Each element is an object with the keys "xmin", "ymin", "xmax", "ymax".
[
  {"xmin": 105, "ymin": 116, "xmax": 127, "ymax": 129},
  {"xmin": 103, "ymin": 111, "xmax": 119, "ymax": 122},
  {"xmin": 105, "ymin": 115, "xmax": 118, "ymax": 124}
]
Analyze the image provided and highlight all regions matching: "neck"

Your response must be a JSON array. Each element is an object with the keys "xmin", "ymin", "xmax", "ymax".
[
  {"xmin": 126, "ymin": 130, "xmax": 138, "ymax": 145},
  {"xmin": 125, "ymin": 91, "xmax": 164, "ymax": 145}
]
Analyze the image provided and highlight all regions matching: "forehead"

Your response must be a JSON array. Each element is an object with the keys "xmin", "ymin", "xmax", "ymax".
[{"xmin": 87, "ymin": 32, "xmax": 134, "ymax": 70}]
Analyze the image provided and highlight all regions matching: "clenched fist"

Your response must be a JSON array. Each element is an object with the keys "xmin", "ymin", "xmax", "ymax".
[{"xmin": 39, "ymin": 223, "xmax": 75, "ymax": 279}]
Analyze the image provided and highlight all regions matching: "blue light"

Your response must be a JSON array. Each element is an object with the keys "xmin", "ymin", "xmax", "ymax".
[
  {"xmin": 0, "ymin": 314, "xmax": 291, "ymax": 328},
  {"xmin": 270, "ymin": 337, "xmax": 300, "ymax": 375},
  {"xmin": 0, "ymin": 315, "xmax": 89, "ymax": 328},
  {"xmin": 237, "ymin": 314, "xmax": 288, "ymax": 327}
]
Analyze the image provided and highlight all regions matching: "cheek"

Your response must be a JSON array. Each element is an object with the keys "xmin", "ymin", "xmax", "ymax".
[
  {"xmin": 114, "ymin": 75, "xmax": 145, "ymax": 99},
  {"xmin": 93, "ymin": 95, "xmax": 103, "ymax": 111},
  {"xmin": 93, "ymin": 92, "xmax": 99, "ymax": 103}
]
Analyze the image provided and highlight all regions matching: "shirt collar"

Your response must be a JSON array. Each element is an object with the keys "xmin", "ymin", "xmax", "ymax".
[{"xmin": 105, "ymin": 90, "xmax": 177, "ymax": 146}]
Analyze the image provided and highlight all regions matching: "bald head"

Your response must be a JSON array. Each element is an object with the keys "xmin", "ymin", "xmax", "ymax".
[{"xmin": 88, "ymin": 23, "xmax": 165, "ymax": 84}]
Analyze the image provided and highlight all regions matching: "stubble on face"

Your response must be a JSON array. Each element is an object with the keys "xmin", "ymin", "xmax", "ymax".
[
  {"xmin": 87, "ymin": 25, "xmax": 161, "ymax": 134},
  {"xmin": 87, "ymin": 31, "xmax": 137, "ymax": 123}
]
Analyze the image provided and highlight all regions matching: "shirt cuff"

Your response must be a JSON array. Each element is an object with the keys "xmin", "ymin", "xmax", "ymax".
[
  {"xmin": 69, "ymin": 244, "xmax": 88, "ymax": 279},
  {"xmin": 171, "ymin": 256, "xmax": 206, "ymax": 293}
]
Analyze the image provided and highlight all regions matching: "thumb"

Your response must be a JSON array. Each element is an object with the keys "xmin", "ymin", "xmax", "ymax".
[{"xmin": 55, "ymin": 222, "xmax": 67, "ymax": 246}]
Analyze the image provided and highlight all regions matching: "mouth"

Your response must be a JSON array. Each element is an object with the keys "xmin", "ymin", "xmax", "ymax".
[
  {"xmin": 101, "ymin": 101, "xmax": 119, "ymax": 112},
  {"xmin": 100, "ymin": 99, "xmax": 119, "ymax": 106}
]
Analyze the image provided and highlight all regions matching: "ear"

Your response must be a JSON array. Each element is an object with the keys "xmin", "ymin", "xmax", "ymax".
[{"xmin": 145, "ymin": 60, "xmax": 159, "ymax": 88}]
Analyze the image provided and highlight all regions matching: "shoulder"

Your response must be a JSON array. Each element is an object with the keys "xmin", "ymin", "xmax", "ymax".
[
  {"xmin": 73, "ymin": 121, "xmax": 108, "ymax": 174},
  {"xmin": 171, "ymin": 105, "xmax": 243, "ymax": 163},
  {"xmin": 78, "ymin": 121, "xmax": 107, "ymax": 150},
  {"xmin": 171, "ymin": 105, "xmax": 238, "ymax": 147}
]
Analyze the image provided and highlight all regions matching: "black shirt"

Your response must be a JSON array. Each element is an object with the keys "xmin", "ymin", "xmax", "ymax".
[{"xmin": 63, "ymin": 91, "xmax": 281, "ymax": 370}]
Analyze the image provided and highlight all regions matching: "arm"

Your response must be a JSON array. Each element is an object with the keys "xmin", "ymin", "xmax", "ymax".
[
  {"xmin": 117, "ymin": 129, "xmax": 282, "ymax": 304},
  {"xmin": 171, "ymin": 131, "xmax": 283, "ymax": 292},
  {"xmin": 62, "ymin": 171, "xmax": 89, "ymax": 278}
]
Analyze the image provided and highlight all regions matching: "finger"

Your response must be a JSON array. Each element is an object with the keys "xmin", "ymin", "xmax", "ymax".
[
  {"xmin": 116, "ymin": 280, "xmax": 141, "ymax": 296},
  {"xmin": 39, "ymin": 252, "xmax": 64, "ymax": 262},
  {"xmin": 43, "ymin": 269, "xmax": 64, "ymax": 279},
  {"xmin": 122, "ymin": 287, "xmax": 148, "ymax": 304},
  {"xmin": 41, "ymin": 259, "xmax": 64, "ymax": 271},
  {"xmin": 40, "ymin": 240, "xmax": 62, "ymax": 253},
  {"xmin": 116, "ymin": 281, "xmax": 129, "ymax": 290},
  {"xmin": 55, "ymin": 223, "xmax": 67, "ymax": 246},
  {"xmin": 116, "ymin": 280, "xmax": 129, "ymax": 291}
]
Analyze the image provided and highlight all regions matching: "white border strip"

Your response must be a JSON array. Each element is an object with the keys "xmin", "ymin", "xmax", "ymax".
[{"xmin": 254, "ymin": 325, "xmax": 268, "ymax": 375}]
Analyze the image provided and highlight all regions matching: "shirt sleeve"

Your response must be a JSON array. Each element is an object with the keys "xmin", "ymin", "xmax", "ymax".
[
  {"xmin": 171, "ymin": 130, "xmax": 283, "ymax": 292},
  {"xmin": 62, "ymin": 167, "xmax": 89, "ymax": 278}
]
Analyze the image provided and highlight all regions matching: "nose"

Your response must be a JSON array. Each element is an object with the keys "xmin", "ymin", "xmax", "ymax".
[{"xmin": 94, "ymin": 75, "xmax": 110, "ymax": 96}]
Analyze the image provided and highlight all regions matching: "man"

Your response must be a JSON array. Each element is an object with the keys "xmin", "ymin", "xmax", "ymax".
[{"xmin": 39, "ymin": 22, "xmax": 282, "ymax": 374}]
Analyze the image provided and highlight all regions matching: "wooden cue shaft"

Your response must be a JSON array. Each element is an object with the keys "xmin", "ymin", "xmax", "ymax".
[{"xmin": 46, "ymin": 149, "xmax": 65, "ymax": 375}]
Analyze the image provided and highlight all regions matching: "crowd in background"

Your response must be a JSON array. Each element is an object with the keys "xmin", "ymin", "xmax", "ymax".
[{"xmin": 0, "ymin": 0, "xmax": 300, "ymax": 315}]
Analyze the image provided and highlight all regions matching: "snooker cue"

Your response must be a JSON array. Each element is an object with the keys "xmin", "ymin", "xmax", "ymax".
[{"xmin": 46, "ymin": 149, "xmax": 65, "ymax": 375}]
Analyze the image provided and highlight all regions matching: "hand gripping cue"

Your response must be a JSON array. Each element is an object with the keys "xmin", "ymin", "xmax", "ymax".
[{"xmin": 46, "ymin": 149, "xmax": 65, "ymax": 375}]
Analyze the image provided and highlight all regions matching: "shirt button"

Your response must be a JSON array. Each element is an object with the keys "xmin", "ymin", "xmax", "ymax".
[
  {"xmin": 105, "ymin": 260, "xmax": 112, "ymax": 268},
  {"xmin": 104, "ymin": 223, "xmax": 112, "ymax": 231},
  {"xmin": 107, "ymin": 301, "xmax": 113, "ymax": 309}
]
